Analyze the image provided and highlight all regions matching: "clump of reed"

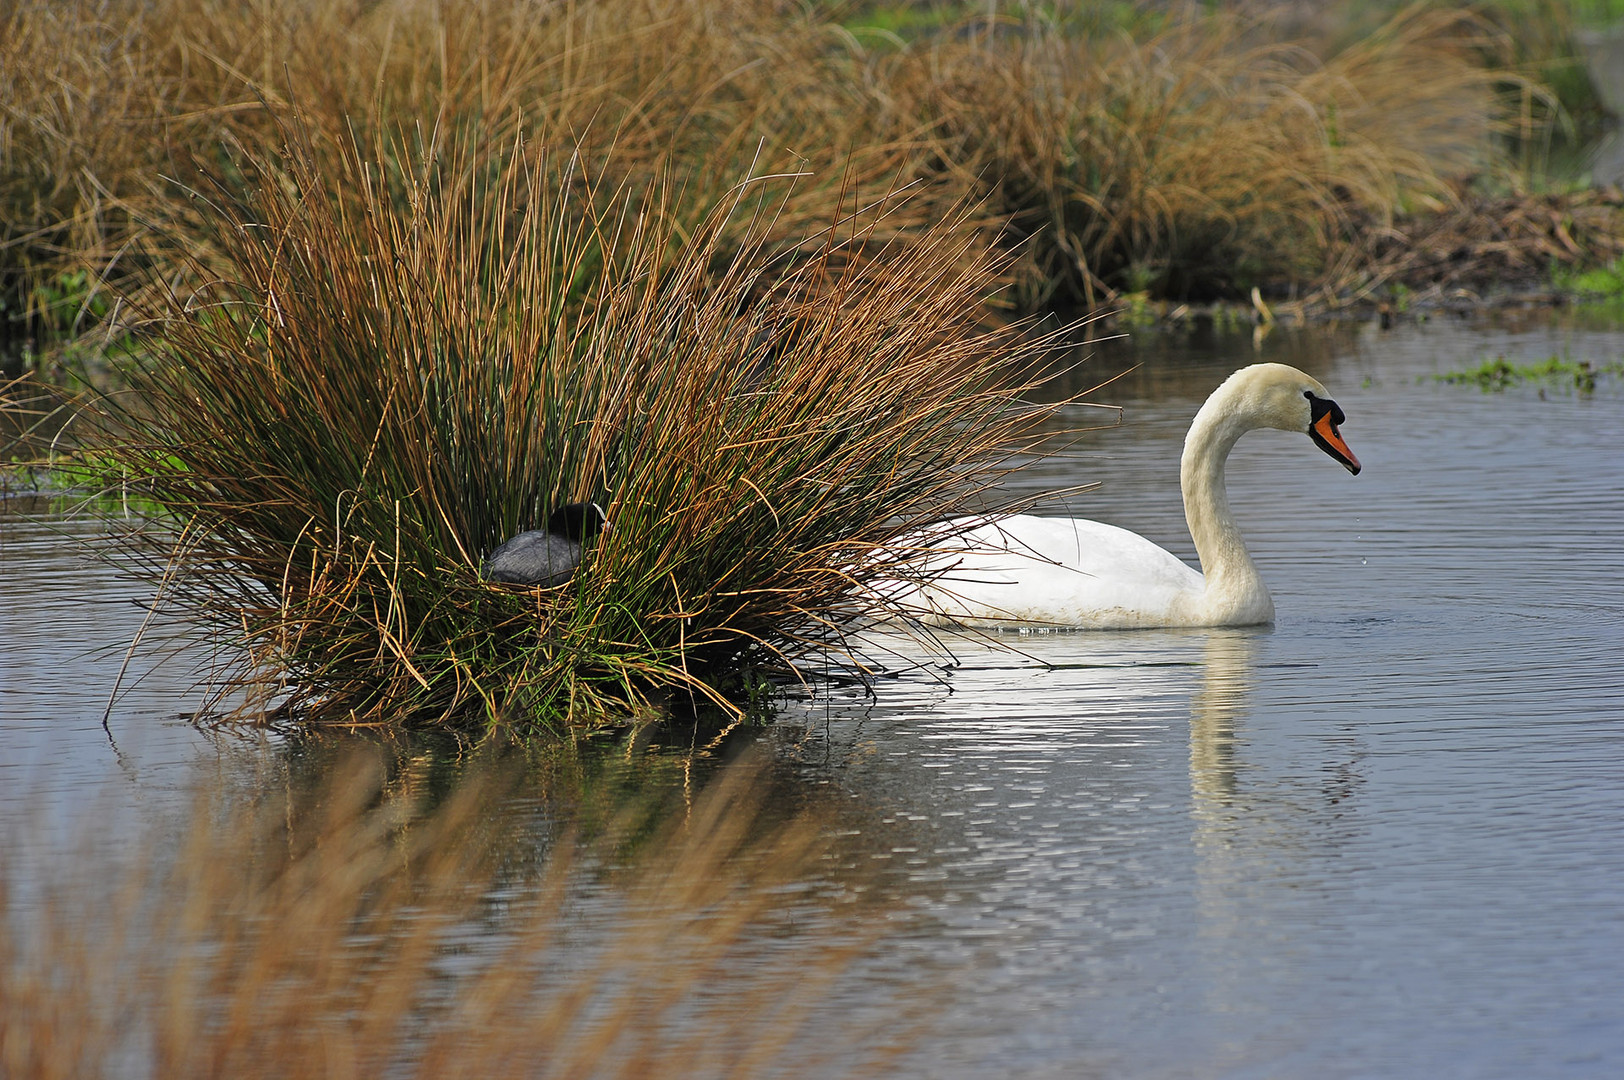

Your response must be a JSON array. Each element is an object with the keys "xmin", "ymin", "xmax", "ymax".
[
  {"xmin": 0, "ymin": 749, "xmax": 907, "ymax": 1078},
  {"xmin": 899, "ymin": 5, "xmax": 1516, "ymax": 306},
  {"xmin": 92, "ymin": 110, "xmax": 1065, "ymax": 728}
]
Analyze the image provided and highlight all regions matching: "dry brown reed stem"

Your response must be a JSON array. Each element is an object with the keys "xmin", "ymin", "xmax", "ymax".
[{"xmin": 0, "ymin": 750, "xmax": 907, "ymax": 1079}]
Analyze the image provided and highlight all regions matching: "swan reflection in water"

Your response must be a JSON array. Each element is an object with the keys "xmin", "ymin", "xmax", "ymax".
[
  {"xmin": 1189, "ymin": 630, "xmax": 1254, "ymax": 817},
  {"xmin": 1185, "ymin": 628, "xmax": 1370, "ymax": 1030},
  {"xmin": 790, "ymin": 625, "xmax": 1367, "ymax": 895}
]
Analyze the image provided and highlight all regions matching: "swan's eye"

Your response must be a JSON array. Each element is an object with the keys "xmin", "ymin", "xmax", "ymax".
[{"xmin": 1305, "ymin": 391, "xmax": 1345, "ymax": 428}]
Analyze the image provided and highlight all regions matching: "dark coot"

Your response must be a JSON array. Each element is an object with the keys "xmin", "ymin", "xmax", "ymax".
[{"xmin": 483, "ymin": 501, "xmax": 609, "ymax": 586}]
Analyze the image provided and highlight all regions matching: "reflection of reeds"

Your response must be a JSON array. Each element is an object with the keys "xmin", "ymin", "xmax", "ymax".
[{"xmin": 0, "ymin": 751, "xmax": 906, "ymax": 1078}]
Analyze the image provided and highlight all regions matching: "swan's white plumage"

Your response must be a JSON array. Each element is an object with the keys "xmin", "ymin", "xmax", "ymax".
[
  {"xmin": 886, "ymin": 362, "xmax": 1360, "ymax": 630},
  {"xmin": 902, "ymin": 516, "xmax": 1204, "ymax": 629}
]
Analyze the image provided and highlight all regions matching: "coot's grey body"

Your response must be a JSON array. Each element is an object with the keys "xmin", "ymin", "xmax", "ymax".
[
  {"xmin": 484, "ymin": 502, "xmax": 608, "ymax": 587},
  {"xmin": 484, "ymin": 530, "xmax": 583, "ymax": 586}
]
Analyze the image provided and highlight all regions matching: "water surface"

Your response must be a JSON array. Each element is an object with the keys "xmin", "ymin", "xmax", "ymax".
[{"xmin": 4, "ymin": 315, "xmax": 1623, "ymax": 1077}]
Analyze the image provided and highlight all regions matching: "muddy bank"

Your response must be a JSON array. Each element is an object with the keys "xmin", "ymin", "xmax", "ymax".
[
  {"xmin": 1350, "ymin": 185, "xmax": 1624, "ymax": 304},
  {"xmin": 1086, "ymin": 185, "xmax": 1624, "ymax": 331}
]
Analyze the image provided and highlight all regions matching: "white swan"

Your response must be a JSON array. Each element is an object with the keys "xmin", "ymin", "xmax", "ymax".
[{"xmin": 891, "ymin": 363, "xmax": 1361, "ymax": 629}]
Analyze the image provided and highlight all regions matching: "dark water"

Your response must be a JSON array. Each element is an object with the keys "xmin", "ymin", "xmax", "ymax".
[{"xmin": 4, "ymin": 315, "xmax": 1623, "ymax": 1077}]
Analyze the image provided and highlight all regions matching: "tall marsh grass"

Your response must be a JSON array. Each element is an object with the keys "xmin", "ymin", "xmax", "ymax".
[
  {"xmin": 93, "ymin": 115, "xmax": 1067, "ymax": 727},
  {"xmin": 0, "ymin": 0, "xmax": 934, "ymax": 336},
  {"xmin": 0, "ymin": 750, "xmax": 906, "ymax": 1078},
  {"xmin": 1, "ymin": 0, "xmax": 1550, "ymax": 335},
  {"xmin": 905, "ymin": 6, "xmax": 1515, "ymax": 305}
]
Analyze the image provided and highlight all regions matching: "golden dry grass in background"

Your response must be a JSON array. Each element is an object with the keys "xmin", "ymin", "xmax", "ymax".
[
  {"xmin": 904, "ymin": 6, "xmax": 1518, "ymax": 307},
  {"xmin": 0, "ymin": 747, "xmax": 914, "ymax": 1079},
  {"xmin": 4, "ymin": 0, "xmax": 1599, "ymax": 333},
  {"xmin": 0, "ymin": 0, "xmax": 952, "ymax": 330}
]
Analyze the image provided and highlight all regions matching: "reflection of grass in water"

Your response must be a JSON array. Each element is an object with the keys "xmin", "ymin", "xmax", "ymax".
[
  {"xmin": 0, "ymin": 751, "xmax": 913, "ymax": 1078},
  {"xmin": 1434, "ymin": 353, "xmax": 1624, "ymax": 392}
]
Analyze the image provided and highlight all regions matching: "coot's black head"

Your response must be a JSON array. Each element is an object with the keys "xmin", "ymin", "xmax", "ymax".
[{"xmin": 545, "ymin": 501, "xmax": 610, "ymax": 542}]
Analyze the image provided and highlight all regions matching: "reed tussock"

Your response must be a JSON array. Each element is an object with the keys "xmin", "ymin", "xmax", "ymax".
[
  {"xmin": 900, "ymin": 6, "xmax": 1516, "ymax": 306},
  {"xmin": 93, "ymin": 116, "xmax": 1066, "ymax": 727},
  {"xmin": 0, "ymin": 750, "xmax": 905, "ymax": 1079}
]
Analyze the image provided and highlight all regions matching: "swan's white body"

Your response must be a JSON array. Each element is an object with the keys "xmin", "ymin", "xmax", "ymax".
[
  {"xmin": 899, "ymin": 515, "xmax": 1214, "ymax": 629},
  {"xmin": 891, "ymin": 363, "xmax": 1360, "ymax": 630}
]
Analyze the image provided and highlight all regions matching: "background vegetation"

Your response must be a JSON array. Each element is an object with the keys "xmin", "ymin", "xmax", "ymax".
[{"xmin": 5, "ymin": 0, "xmax": 1620, "ymax": 344}]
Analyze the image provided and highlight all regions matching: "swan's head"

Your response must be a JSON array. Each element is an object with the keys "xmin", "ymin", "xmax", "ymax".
[{"xmin": 1220, "ymin": 363, "xmax": 1361, "ymax": 475}]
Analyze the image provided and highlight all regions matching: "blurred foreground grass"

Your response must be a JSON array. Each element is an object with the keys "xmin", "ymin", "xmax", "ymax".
[{"xmin": 0, "ymin": 745, "xmax": 916, "ymax": 1079}]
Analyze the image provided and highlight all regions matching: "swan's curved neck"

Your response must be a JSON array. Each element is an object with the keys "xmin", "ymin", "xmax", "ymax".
[{"xmin": 1180, "ymin": 392, "xmax": 1273, "ymax": 623}]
